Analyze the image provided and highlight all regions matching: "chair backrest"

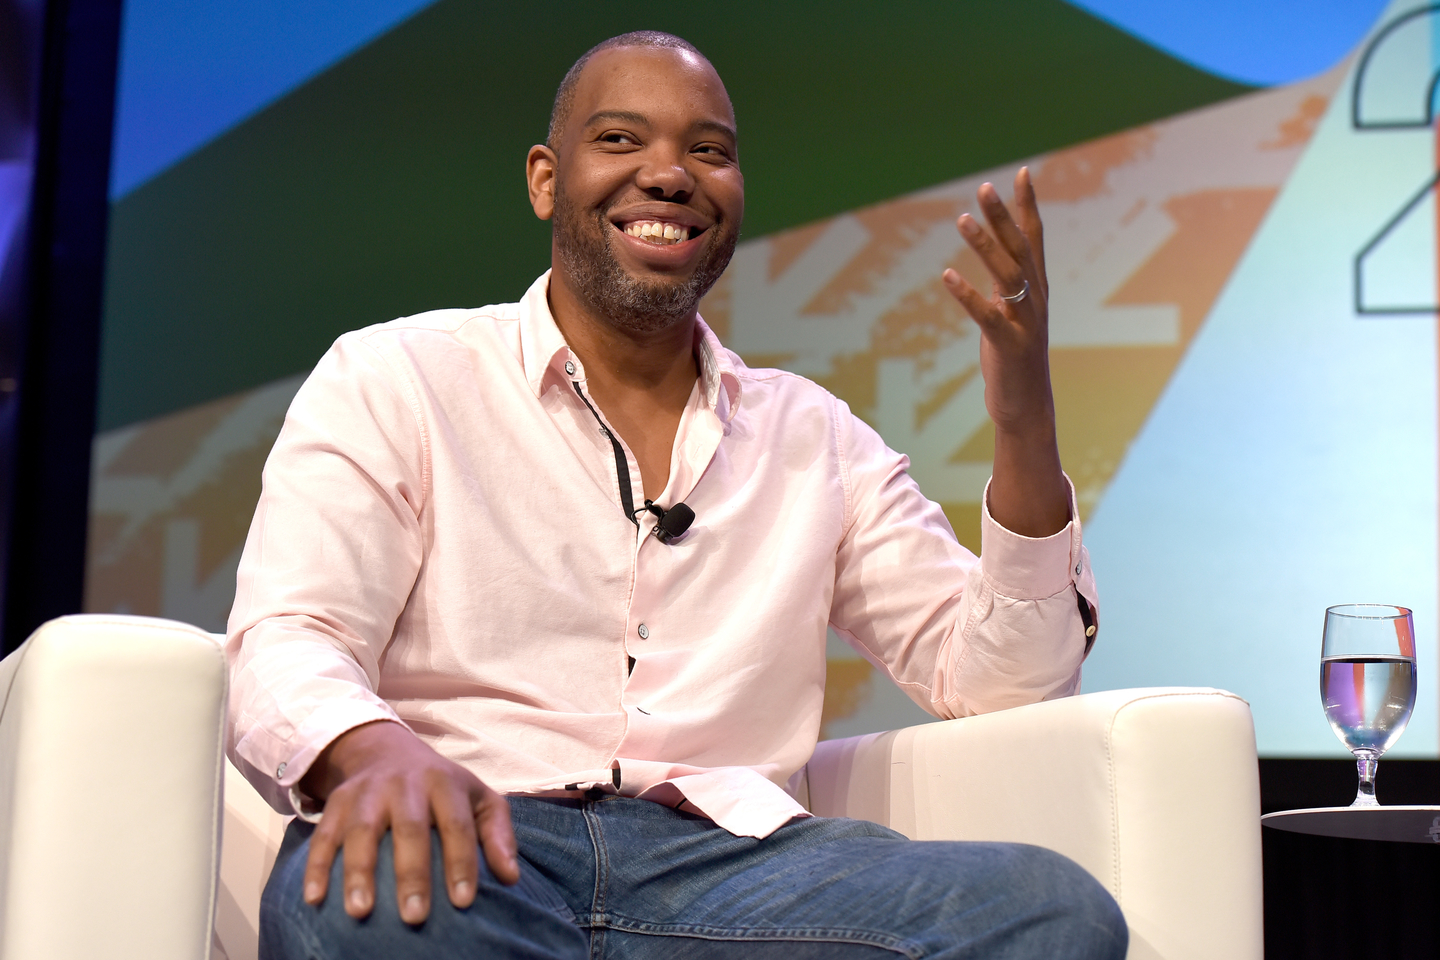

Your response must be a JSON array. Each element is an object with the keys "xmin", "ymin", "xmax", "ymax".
[{"xmin": 0, "ymin": 615, "xmax": 227, "ymax": 960}]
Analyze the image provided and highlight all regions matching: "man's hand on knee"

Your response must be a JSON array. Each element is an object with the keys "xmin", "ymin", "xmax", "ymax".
[{"xmin": 297, "ymin": 720, "xmax": 520, "ymax": 924}]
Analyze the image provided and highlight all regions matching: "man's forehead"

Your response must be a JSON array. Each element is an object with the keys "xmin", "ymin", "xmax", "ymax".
[{"xmin": 570, "ymin": 45, "xmax": 734, "ymax": 131}]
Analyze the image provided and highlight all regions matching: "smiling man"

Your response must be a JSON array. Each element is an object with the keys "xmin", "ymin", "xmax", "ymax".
[{"xmin": 229, "ymin": 31, "xmax": 1125, "ymax": 960}]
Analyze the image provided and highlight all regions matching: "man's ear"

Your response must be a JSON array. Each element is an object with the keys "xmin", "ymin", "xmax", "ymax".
[{"xmin": 527, "ymin": 144, "xmax": 556, "ymax": 220}]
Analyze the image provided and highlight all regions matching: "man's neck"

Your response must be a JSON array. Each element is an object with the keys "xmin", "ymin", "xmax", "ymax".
[
  {"xmin": 547, "ymin": 272, "xmax": 699, "ymax": 412},
  {"xmin": 547, "ymin": 270, "xmax": 699, "ymax": 500}
]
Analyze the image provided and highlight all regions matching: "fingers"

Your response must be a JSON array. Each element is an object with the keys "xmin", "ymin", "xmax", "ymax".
[
  {"xmin": 432, "ymin": 785, "xmax": 481, "ymax": 907},
  {"xmin": 295, "ymin": 728, "xmax": 509, "ymax": 924},
  {"xmin": 941, "ymin": 268, "xmax": 1006, "ymax": 338},
  {"xmin": 303, "ymin": 806, "xmax": 343, "ymax": 909},
  {"xmin": 956, "ymin": 212, "xmax": 1026, "ymax": 300},
  {"xmin": 949, "ymin": 169, "xmax": 1049, "ymax": 317},
  {"xmin": 976, "ymin": 180, "xmax": 1032, "ymax": 277},
  {"xmin": 477, "ymin": 791, "xmax": 520, "ymax": 886},
  {"xmin": 340, "ymin": 813, "xmax": 384, "ymax": 918},
  {"xmin": 389, "ymin": 792, "xmax": 434, "ymax": 924},
  {"xmin": 1013, "ymin": 167, "xmax": 1048, "ymax": 298}
]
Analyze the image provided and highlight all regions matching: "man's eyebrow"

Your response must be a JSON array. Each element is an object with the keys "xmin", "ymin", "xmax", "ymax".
[
  {"xmin": 694, "ymin": 119, "xmax": 738, "ymax": 142},
  {"xmin": 582, "ymin": 111, "xmax": 737, "ymax": 142},
  {"xmin": 583, "ymin": 110, "xmax": 650, "ymax": 129}
]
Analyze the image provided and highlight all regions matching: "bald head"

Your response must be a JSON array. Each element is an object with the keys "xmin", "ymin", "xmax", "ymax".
[{"xmin": 548, "ymin": 31, "xmax": 714, "ymax": 149}]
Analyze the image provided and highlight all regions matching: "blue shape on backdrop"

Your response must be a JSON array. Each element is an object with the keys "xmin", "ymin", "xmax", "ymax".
[
  {"xmin": 1065, "ymin": 0, "xmax": 1391, "ymax": 86},
  {"xmin": 109, "ymin": 0, "xmax": 440, "ymax": 199}
]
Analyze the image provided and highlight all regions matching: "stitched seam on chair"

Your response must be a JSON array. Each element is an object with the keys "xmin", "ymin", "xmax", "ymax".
[
  {"xmin": 1102, "ymin": 690, "xmax": 1242, "ymax": 903},
  {"xmin": 1104, "ymin": 708, "xmax": 1120, "ymax": 900}
]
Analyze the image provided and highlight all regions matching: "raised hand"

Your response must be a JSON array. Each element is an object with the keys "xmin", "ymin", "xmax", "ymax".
[
  {"xmin": 299, "ymin": 720, "xmax": 520, "ymax": 924},
  {"xmin": 941, "ymin": 167, "xmax": 1069, "ymax": 538}
]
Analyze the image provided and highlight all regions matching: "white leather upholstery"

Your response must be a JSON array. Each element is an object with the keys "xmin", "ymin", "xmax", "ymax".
[
  {"xmin": 0, "ymin": 615, "xmax": 227, "ymax": 960},
  {"xmin": 2, "ymin": 619, "xmax": 1250, "ymax": 960},
  {"xmin": 804, "ymin": 687, "xmax": 1264, "ymax": 960}
]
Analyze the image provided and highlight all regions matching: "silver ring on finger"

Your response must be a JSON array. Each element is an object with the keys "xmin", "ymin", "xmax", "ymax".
[{"xmin": 1001, "ymin": 279, "xmax": 1030, "ymax": 304}]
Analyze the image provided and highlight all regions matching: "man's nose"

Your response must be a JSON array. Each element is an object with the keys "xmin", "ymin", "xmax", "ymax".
[{"xmin": 636, "ymin": 148, "xmax": 694, "ymax": 201}]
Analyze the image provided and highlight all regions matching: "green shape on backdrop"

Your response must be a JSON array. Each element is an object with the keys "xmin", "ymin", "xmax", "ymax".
[{"xmin": 99, "ymin": 0, "xmax": 1253, "ymax": 431}]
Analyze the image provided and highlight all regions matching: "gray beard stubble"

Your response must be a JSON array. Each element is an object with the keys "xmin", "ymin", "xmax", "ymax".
[{"xmin": 552, "ymin": 187, "xmax": 737, "ymax": 334}]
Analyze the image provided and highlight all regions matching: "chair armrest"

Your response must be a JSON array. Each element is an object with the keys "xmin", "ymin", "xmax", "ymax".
[
  {"xmin": 803, "ymin": 687, "xmax": 1262, "ymax": 960},
  {"xmin": 0, "ymin": 615, "xmax": 227, "ymax": 960}
]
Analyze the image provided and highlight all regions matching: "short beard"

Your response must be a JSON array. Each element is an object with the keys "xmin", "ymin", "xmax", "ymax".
[{"xmin": 552, "ymin": 186, "xmax": 737, "ymax": 335}]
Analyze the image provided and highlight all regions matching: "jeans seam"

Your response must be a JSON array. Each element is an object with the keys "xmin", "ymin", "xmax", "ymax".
[
  {"xmin": 583, "ymin": 802, "xmax": 609, "ymax": 960},
  {"xmin": 599, "ymin": 914, "xmax": 922, "ymax": 956}
]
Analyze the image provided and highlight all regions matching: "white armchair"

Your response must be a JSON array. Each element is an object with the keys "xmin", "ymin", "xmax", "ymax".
[
  {"xmin": 0, "ymin": 615, "xmax": 227, "ymax": 960},
  {"xmin": 0, "ymin": 617, "xmax": 1264, "ymax": 960},
  {"xmin": 801, "ymin": 688, "xmax": 1263, "ymax": 960}
]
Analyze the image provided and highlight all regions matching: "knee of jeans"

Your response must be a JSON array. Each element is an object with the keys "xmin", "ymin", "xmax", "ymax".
[
  {"xmin": 261, "ymin": 827, "xmax": 447, "ymax": 944},
  {"xmin": 1008, "ymin": 845, "xmax": 1128, "ymax": 950},
  {"xmin": 261, "ymin": 824, "xmax": 586, "ymax": 960}
]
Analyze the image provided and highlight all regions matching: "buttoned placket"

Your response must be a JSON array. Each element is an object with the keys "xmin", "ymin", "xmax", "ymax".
[{"xmin": 560, "ymin": 352, "xmax": 728, "ymax": 762}]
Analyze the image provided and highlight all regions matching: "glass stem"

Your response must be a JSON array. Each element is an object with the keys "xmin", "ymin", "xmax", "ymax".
[{"xmin": 1353, "ymin": 755, "xmax": 1380, "ymax": 807}]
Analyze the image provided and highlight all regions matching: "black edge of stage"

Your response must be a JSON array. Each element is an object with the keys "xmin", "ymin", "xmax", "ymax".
[
  {"xmin": 0, "ymin": 0, "xmax": 122, "ymax": 654},
  {"xmin": 1260, "ymin": 758, "xmax": 1440, "ymax": 959}
]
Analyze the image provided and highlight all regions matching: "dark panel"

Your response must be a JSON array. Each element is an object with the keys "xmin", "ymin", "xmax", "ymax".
[
  {"xmin": 0, "ymin": 0, "xmax": 43, "ymax": 643},
  {"xmin": 98, "ymin": 0, "xmax": 1253, "ymax": 431},
  {"xmin": 1, "ymin": 0, "xmax": 120, "ymax": 652},
  {"xmin": 1261, "ymin": 758, "xmax": 1440, "ymax": 960}
]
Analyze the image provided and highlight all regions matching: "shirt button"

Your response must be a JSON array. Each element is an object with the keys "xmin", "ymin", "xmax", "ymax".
[
  {"xmin": 276, "ymin": 762, "xmax": 287, "ymax": 778},
  {"xmin": 637, "ymin": 623, "xmax": 649, "ymax": 640},
  {"xmin": 564, "ymin": 360, "xmax": 576, "ymax": 376},
  {"xmin": 1075, "ymin": 562, "xmax": 1083, "ymax": 576}
]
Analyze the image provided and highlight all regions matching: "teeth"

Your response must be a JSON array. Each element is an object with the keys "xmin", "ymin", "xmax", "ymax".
[{"xmin": 623, "ymin": 221, "xmax": 691, "ymax": 244}]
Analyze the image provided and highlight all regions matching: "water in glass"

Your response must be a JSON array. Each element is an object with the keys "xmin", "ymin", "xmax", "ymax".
[{"xmin": 1320, "ymin": 604, "xmax": 1417, "ymax": 807}]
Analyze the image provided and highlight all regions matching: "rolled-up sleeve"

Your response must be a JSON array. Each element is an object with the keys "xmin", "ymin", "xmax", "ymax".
[
  {"xmin": 828, "ymin": 399, "xmax": 1097, "ymax": 719},
  {"xmin": 225, "ymin": 334, "xmax": 428, "ymax": 814}
]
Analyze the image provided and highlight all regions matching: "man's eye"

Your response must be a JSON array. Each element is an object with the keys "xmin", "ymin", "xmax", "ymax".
[{"xmin": 600, "ymin": 132, "xmax": 637, "ymax": 145}]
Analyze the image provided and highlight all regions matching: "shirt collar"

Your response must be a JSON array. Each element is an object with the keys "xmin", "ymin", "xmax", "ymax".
[{"xmin": 519, "ymin": 270, "xmax": 742, "ymax": 423}]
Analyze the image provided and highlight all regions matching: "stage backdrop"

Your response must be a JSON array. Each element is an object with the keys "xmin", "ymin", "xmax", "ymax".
[{"xmin": 88, "ymin": 0, "xmax": 1435, "ymax": 754}]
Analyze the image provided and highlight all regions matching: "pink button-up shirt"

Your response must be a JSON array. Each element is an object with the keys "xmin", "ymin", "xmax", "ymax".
[{"xmin": 226, "ymin": 272, "xmax": 1099, "ymax": 839}]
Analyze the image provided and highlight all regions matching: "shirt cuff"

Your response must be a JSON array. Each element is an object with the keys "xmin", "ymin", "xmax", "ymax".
[
  {"xmin": 978, "ymin": 474, "xmax": 1086, "ymax": 600},
  {"xmin": 263, "ymin": 700, "xmax": 406, "ymax": 818}
]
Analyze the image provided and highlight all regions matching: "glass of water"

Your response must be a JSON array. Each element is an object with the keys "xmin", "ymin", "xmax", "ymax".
[{"xmin": 1321, "ymin": 604, "xmax": 1417, "ymax": 807}]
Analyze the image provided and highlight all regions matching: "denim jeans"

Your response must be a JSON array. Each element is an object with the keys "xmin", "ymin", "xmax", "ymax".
[{"xmin": 260, "ymin": 796, "xmax": 1127, "ymax": 959}]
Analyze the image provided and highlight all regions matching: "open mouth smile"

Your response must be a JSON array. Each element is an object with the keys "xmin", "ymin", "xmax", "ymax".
[{"xmin": 614, "ymin": 219, "xmax": 706, "ymax": 246}]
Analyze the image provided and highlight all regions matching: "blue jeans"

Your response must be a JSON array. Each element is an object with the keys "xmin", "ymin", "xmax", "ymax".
[{"xmin": 260, "ymin": 796, "xmax": 1127, "ymax": 959}]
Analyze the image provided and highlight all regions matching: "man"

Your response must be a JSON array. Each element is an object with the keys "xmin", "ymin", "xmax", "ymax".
[{"xmin": 229, "ymin": 30, "xmax": 1123, "ymax": 960}]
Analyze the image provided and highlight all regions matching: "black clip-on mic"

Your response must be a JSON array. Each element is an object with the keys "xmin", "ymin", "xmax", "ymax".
[{"xmin": 640, "ymin": 500, "xmax": 695, "ymax": 544}]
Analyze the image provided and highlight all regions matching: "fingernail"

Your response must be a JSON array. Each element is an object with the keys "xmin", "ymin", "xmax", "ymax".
[
  {"xmin": 958, "ymin": 217, "xmax": 979, "ymax": 236},
  {"xmin": 405, "ymin": 894, "xmax": 424, "ymax": 918},
  {"xmin": 942, "ymin": 268, "xmax": 958, "ymax": 284},
  {"xmin": 454, "ymin": 880, "xmax": 472, "ymax": 901},
  {"xmin": 348, "ymin": 888, "xmax": 367, "ymax": 911},
  {"xmin": 304, "ymin": 881, "xmax": 321, "ymax": 902}
]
